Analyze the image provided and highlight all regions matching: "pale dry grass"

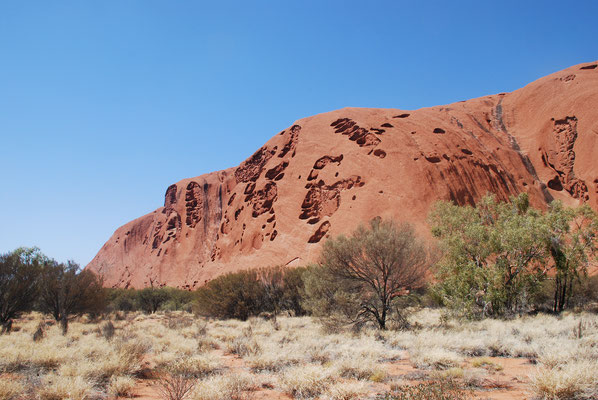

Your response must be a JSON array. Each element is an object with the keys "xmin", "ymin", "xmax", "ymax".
[
  {"xmin": 0, "ymin": 376, "xmax": 24, "ymax": 400},
  {"xmin": 322, "ymin": 381, "xmax": 369, "ymax": 400},
  {"xmin": 389, "ymin": 309, "xmax": 598, "ymax": 399},
  {"xmin": 531, "ymin": 360, "xmax": 598, "ymax": 399},
  {"xmin": 3, "ymin": 309, "xmax": 597, "ymax": 400},
  {"xmin": 108, "ymin": 375, "xmax": 137, "ymax": 397},
  {"xmin": 385, "ymin": 309, "xmax": 598, "ymax": 359},
  {"xmin": 332, "ymin": 356, "xmax": 387, "ymax": 381},
  {"xmin": 191, "ymin": 373, "xmax": 256, "ymax": 400},
  {"xmin": 278, "ymin": 364, "xmax": 337, "ymax": 398},
  {"xmin": 409, "ymin": 346, "xmax": 464, "ymax": 370},
  {"xmin": 37, "ymin": 373, "xmax": 96, "ymax": 400}
]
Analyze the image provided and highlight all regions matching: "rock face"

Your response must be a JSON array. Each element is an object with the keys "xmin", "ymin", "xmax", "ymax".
[{"xmin": 87, "ymin": 61, "xmax": 598, "ymax": 288}]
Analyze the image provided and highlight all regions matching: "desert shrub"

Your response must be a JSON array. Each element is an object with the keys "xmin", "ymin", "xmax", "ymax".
[
  {"xmin": 101, "ymin": 320, "xmax": 116, "ymax": 340},
  {"xmin": 568, "ymin": 275, "xmax": 598, "ymax": 311},
  {"xmin": 195, "ymin": 270, "xmax": 264, "ymax": 320},
  {"xmin": 256, "ymin": 265, "xmax": 309, "ymax": 317},
  {"xmin": 33, "ymin": 321, "xmax": 45, "ymax": 341},
  {"xmin": 225, "ymin": 336, "xmax": 262, "ymax": 357},
  {"xmin": 303, "ymin": 218, "xmax": 430, "ymax": 330},
  {"xmin": 162, "ymin": 287, "xmax": 195, "ymax": 312},
  {"xmin": 195, "ymin": 266, "xmax": 308, "ymax": 320},
  {"xmin": 107, "ymin": 287, "xmax": 195, "ymax": 313},
  {"xmin": 157, "ymin": 373, "xmax": 196, "ymax": 400},
  {"xmin": 106, "ymin": 288, "xmax": 138, "ymax": 312}
]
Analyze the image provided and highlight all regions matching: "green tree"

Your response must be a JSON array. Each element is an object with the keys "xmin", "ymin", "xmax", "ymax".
[
  {"xmin": 0, "ymin": 247, "xmax": 45, "ymax": 333},
  {"xmin": 430, "ymin": 194, "xmax": 550, "ymax": 318},
  {"xmin": 544, "ymin": 202, "xmax": 598, "ymax": 312},
  {"xmin": 38, "ymin": 261, "xmax": 106, "ymax": 334},
  {"xmin": 304, "ymin": 219, "xmax": 430, "ymax": 330},
  {"xmin": 136, "ymin": 287, "xmax": 169, "ymax": 314}
]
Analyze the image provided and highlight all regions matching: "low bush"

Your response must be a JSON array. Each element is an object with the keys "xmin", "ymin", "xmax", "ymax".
[
  {"xmin": 194, "ymin": 266, "xmax": 308, "ymax": 320},
  {"xmin": 106, "ymin": 287, "xmax": 195, "ymax": 314}
]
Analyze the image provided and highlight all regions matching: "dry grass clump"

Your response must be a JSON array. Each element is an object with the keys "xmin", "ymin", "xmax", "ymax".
[
  {"xmin": 246, "ymin": 350, "xmax": 297, "ymax": 372},
  {"xmin": 322, "ymin": 381, "xmax": 368, "ymax": 400},
  {"xmin": 0, "ymin": 377, "xmax": 24, "ymax": 400},
  {"xmin": 161, "ymin": 356, "xmax": 221, "ymax": 378},
  {"xmin": 383, "ymin": 379, "xmax": 472, "ymax": 400},
  {"xmin": 531, "ymin": 360, "xmax": 598, "ymax": 399},
  {"xmin": 108, "ymin": 375, "xmax": 136, "ymax": 397},
  {"xmin": 278, "ymin": 364, "xmax": 336, "ymax": 398},
  {"xmin": 527, "ymin": 316, "xmax": 598, "ymax": 399},
  {"xmin": 430, "ymin": 367, "xmax": 487, "ymax": 389},
  {"xmin": 191, "ymin": 373, "xmax": 256, "ymax": 400},
  {"xmin": 409, "ymin": 346, "xmax": 464, "ymax": 370},
  {"xmin": 225, "ymin": 336, "xmax": 262, "ymax": 357},
  {"xmin": 37, "ymin": 373, "xmax": 96, "ymax": 400},
  {"xmin": 333, "ymin": 356, "xmax": 386, "ymax": 381},
  {"xmin": 196, "ymin": 336, "xmax": 220, "ymax": 352},
  {"xmin": 470, "ymin": 357, "xmax": 503, "ymax": 371}
]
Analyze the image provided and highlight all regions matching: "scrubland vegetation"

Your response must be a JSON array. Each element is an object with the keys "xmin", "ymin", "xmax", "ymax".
[
  {"xmin": 1, "ymin": 194, "xmax": 598, "ymax": 399},
  {"xmin": 2, "ymin": 309, "xmax": 598, "ymax": 399}
]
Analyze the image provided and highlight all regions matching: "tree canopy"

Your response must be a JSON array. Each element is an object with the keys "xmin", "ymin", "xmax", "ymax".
[
  {"xmin": 430, "ymin": 193, "xmax": 598, "ymax": 318},
  {"xmin": 304, "ymin": 218, "xmax": 430, "ymax": 330}
]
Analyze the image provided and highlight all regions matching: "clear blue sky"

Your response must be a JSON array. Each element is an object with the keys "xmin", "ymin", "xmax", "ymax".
[{"xmin": 1, "ymin": 1, "xmax": 597, "ymax": 266}]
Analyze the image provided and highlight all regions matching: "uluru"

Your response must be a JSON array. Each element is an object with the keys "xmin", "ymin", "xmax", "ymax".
[{"xmin": 87, "ymin": 61, "xmax": 598, "ymax": 289}]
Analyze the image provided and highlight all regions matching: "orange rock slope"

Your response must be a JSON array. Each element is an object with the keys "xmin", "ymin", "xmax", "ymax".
[{"xmin": 87, "ymin": 61, "xmax": 598, "ymax": 288}]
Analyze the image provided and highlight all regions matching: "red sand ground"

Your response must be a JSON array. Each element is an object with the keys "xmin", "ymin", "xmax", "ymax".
[{"xmin": 87, "ymin": 61, "xmax": 598, "ymax": 289}]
